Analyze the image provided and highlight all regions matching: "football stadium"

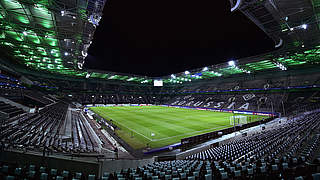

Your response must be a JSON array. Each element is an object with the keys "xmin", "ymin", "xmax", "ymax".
[{"xmin": 0, "ymin": 0, "xmax": 320, "ymax": 179}]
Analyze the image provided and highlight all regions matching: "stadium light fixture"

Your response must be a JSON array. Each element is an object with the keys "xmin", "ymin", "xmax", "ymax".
[
  {"xmin": 228, "ymin": 60, "xmax": 235, "ymax": 66},
  {"xmin": 185, "ymin": 71, "xmax": 190, "ymax": 75},
  {"xmin": 302, "ymin": 24, "xmax": 307, "ymax": 30},
  {"xmin": 202, "ymin": 67, "xmax": 208, "ymax": 71}
]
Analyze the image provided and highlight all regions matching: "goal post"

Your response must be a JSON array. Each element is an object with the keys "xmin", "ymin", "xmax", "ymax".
[{"xmin": 230, "ymin": 115, "xmax": 247, "ymax": 125}]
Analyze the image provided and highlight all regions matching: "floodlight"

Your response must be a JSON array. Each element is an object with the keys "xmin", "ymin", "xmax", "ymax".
[
  {"xmin": 185, "ymin": 71, "xmax": 190, "ymax": 75},
  {"xmin": 228, "ymin": 60, "xmax": 235, "ymax": 66},
  {"xmin": 302, "ymin": 24, "xmax": 307, "ymax": 30},
  {"xmin": 202, "ymin": 67, "xmax": 208, "ymax": 71}
]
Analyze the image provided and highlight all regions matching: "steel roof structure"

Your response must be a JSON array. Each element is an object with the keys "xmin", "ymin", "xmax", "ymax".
[{"xmin": 0, "ymin": 0, "xmax": 319, "ymax": 85}]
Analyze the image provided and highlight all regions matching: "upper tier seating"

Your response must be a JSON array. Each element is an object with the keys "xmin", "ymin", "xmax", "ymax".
[{"xmin": 167, "ymin": 93, "xmax": 286, "ymax": 112}]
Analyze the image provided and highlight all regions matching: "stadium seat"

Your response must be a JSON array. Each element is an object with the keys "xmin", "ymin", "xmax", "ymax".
[
  {"xmin": 29, "ymin": 165, "xmax": 35, "ymax": 171},
  {"xmin": 40, "ymin": 173, "xmax": 48, "ymax": 180},
  {"xmin": 205, "ymin": 174, "xmax": 212, "ymax": 180},
  {"xmin": 234, "ymin": 170, "xmax": 241, "ymax": 177},
  {"xmin": 28, "ymin": 170, "xmax": 36, "ymax": 178},
  {"xmin": 272, "ymin": 164, "xmax": 278, "ymax": 171},
  {"xmin": 180, "ymin": 173, "xmax": 186, "ymax": 179},
  {"xmin": 165, "ymin": 174, "xmax": 171, "ymax": 180},
  {"xmin": 260, "ymin": 166, "xmax": 266, "ymax": 173},
  {"xmin": 2, "ymin": 165, "xmax": 8, "ymax": 173},
  {"xmin": 193, "ymin": 171, "xmax": 199, "ymax": 177},
  {"xmin": 312, "ymin": 173, "xmax": 320, "ymax": 180},
  {"xmin": 40, "ymin": 166, "xmax": 46, "ymax": 173},
  {"xmin": 14, "ymin": 168, "xmax": 21, "ymax": 176},
  {"xmin": 75, "ymin": 172, "xmax": 82, "ymax": 179},
  {"xmin": 5, "ymin": 176, "xmax": 15, "ymax": 180},
  {"xmin": 282, "ymin": 163, "xmax": 288, "ymax": 170},
  {"xmin": 221, "ymin": 172, "xmax": 228, "ymax": 179},
  {"xmin": 62, "ymin": 170, "xmax": 69, "ymax": 177},
  {"xmin": 88, "ymin": 174, "xmax": 95, "ymax": 180},
  {"xmin": 51, "ymin": 169, "xmax": 57, "ymax": 176},
  {"xmin": 102, "ymin": 172, "xmax": 109, "ymax": 178},
  {"xmin": 56, "ymin": 176, "xmax": 64, "ymax": 180},
  {"xmin": 152, "ymin": 175, "xmax": 159, "ymax": 180}
]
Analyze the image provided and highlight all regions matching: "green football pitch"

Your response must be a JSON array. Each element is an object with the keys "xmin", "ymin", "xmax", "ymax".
[{"xmin": 90, "ymin": 106, "xmax": 266, "ymax": 149}]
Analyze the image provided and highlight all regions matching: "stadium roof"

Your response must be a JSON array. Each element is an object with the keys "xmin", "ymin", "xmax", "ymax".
[{"xmin": 0, "ymin": 0, "xmax": 319, "ymax": 85}]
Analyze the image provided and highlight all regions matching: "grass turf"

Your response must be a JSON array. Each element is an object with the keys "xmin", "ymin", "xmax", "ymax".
[{"xmin": 90, "ymin": 106, "xmax": 266, "ymax": 149}]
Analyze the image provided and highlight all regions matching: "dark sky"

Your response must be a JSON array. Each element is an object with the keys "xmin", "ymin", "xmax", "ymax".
[{"xmin": 84, "ymin": 0, "xmax": 274, "ymax": 77}]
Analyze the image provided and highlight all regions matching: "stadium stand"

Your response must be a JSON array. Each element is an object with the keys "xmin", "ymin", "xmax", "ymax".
[
  {"xmin": 1, "ymin": 110, "xmax": 319, "ymax": 179},
  {"xmin": 0, "ymin": 101, "xmax": 104, "ymax": 154}
]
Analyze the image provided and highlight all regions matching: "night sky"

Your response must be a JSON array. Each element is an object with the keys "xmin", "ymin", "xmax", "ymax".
[{"xmin": 84, "ymin": 0, "xmax": 275, "ymax": 77}]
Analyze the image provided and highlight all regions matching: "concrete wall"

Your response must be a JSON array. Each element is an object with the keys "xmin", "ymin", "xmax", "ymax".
[{"xmin": 0, "ymin": 150, "xmax": 100, "ymax": 177}]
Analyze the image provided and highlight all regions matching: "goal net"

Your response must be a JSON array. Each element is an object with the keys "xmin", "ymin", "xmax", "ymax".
[{"xmin": 230, "ymin": 115, "xmax": 247, "ymax": 125}]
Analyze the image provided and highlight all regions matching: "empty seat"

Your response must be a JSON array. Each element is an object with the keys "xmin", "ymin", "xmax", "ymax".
[
  {"xmin": 28, "ymin": 170, "xmax": 36, "ymax": 178},
  {"xmin": 234, "ymin": 170, "xmax": 241, "ymax": 177},
  {"xmin": 5, "ymin": 176, "xmax": 15, "ymax": 180},
  {"xmin": 2, "ymin": 165, "xmax": 8, "ymax": 173},
  {"xmin": 40, "ymin": 173, "xmax": 48, "ymax": 180},
  {"xmin": 14, "ymin": 168, "xmax": 21, "ymax": 176},
  {"xmin": 313, "ymin": 173, "xmax": 320, "ymax": 180},
  {"xmin": 40, "ymin": 167, "xmax": 46, "ymax": 173},
  {"xmin": 205, "ymin": 174, "xmax": 212, "ymax": 180},
  {"xmin": 165, "ymin": 174, "xmax": 171, "ymax": 180},
  {"xmin": 75, "ymin": 172, "xmax": 82, "ymax": 179},
  {"xmin": 88, "ymin": 174, "xmax": 95, "ymax": 180},
  {"xmin": 51, "ymin": 169, "xmax": 57, "ymax": 176},
  {"xmin": 221, "ymin": 172, "xmax": 228, "ymax": 180},
  {"xmin": 62, "ymin": 170, "xmax": 69, "ymax": 177},
  {"xmin": 272, "ymin": 164, "xmax": 278, "ymax": 171},
  {"xmin": 56, "ymin": 176, "xmax": 63, "ymax": 180}
]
